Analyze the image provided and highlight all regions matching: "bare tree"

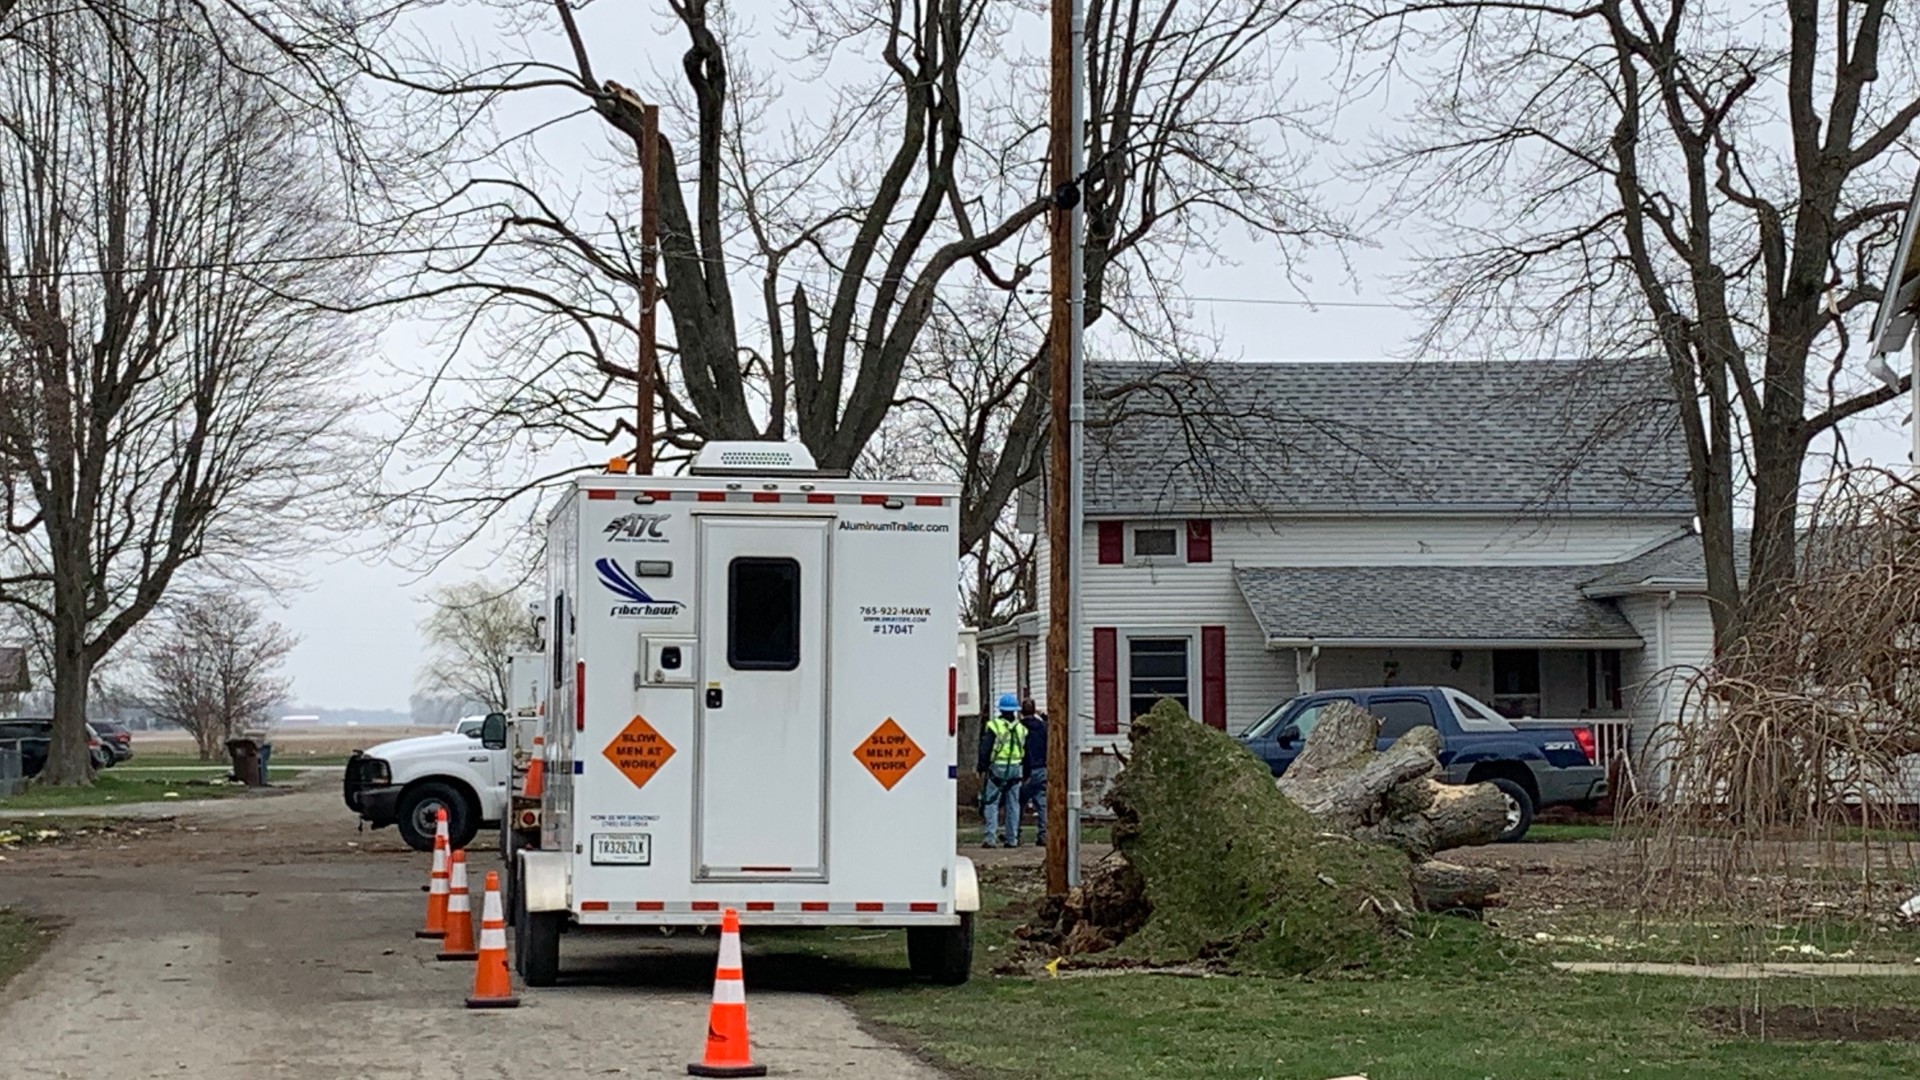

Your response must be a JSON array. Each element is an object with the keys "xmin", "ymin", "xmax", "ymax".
[
  {"xmin": 0, "ymin": 0, "xmax": 368, "ymax": 784},
  {"xmin": 132, "ymin": 594, "xmax": 297, "ymax": 761},
  {"xmin": 324, "ymin": 0, "xmax": 1347, "ymax": 555},
  {"xmin": 1335, "ymin": 0, "xmax": 1920, "ymax": 649},
  {"xmin": 419, "ymin": 579, "xmax": 538, "ymax": 713}
]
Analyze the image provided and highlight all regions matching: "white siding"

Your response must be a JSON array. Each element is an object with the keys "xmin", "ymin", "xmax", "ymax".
[
  {"xmin": 1617, "ymin": 593, "xmax": 1716, "ymax": 796},
  {"xmin": 985, "ymin": 641, "xmax": 1022, "ymax": 706}
]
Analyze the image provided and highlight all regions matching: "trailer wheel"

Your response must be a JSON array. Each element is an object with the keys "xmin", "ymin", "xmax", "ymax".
[
  {"xmin": 517, "ymin": 909, "xmax": 562, "ymax": 988},
  {"xmin": 907, "ymin": 914, "xmax": 973, "ymax": 986}
]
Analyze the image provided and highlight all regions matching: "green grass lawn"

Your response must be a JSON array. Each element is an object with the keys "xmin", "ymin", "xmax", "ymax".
[
  {"xmin": 0, "ymin": 773, "xmax": 246, "ymax": 811},
  {"xmin": 0, "ymin": 911, "xmax": 51, "ymax": 990},
  {"xmin": 761, "ymin": 866, "xmax": 1920, "ymax": 1080}
]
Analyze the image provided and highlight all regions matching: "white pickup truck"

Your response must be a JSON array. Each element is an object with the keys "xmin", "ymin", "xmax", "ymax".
[{"xmin": 342, "ymin": 715, "xmax": 509, "ymax": 851}]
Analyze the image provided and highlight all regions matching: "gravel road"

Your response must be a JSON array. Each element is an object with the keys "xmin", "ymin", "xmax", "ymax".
[{"xmin": 0, "ymin": 777, "xmax": 944, "ymax": 1079}]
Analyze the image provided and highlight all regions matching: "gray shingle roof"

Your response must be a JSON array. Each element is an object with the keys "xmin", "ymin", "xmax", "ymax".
[
  {"xmin": 1235, "ymin": 565, "xmax": 1644, "ymax": 646},
  {"xmin": 1580, "ymin": 531, "xmax": 1750, "ymax": 594},
  {"xmin": 1087, "ymin": 358, "xmax": 1691, "ymax": 516}
]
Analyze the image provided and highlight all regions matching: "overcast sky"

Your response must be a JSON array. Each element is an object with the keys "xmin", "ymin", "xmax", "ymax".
[{"xmin": 268, "ymin": 4, "xmax": 1914, "ymax": 712}]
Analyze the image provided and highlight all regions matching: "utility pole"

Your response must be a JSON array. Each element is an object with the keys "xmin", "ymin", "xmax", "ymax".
[
  {"xmin": 636, "ymin": 103, "xmax": 661, "ymax": 475},
  {"xmin": 1044, "ymin": 0, "xmax": 1086, "ymax": 897}
]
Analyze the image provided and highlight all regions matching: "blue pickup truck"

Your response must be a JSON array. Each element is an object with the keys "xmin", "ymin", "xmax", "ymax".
[{"xmin": 1237, "ymin": 685, "xmax": 1609, "ymax": 842}]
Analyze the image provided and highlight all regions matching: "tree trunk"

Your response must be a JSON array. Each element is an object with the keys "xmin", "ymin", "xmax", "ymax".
[
  {"xmin": 1361, "ymin": 777, "xmax": 1510, "ymax": 860},
  {"xmin": 42, "ymin": 623, "xmax": 94, "ymax": 786},
  {"xmin": 1411, "ymin": 860, "xmax": 1503, "ymax": 913},
  {"xmin": 1273, "ymin": 705, "xmax": 1506, "ymax": 857}
]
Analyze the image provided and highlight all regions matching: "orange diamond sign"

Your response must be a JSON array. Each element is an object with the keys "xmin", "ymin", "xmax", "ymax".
[
  {"xmin": 603, "ymin": 714, "xmax": 676, "ymax": 790},
  {"xmin": 854, "ymin": 717, "xmax": 925, "ymax": 791}
]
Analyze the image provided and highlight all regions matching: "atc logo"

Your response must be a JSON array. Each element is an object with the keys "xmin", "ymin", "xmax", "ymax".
[
  {"xmin": 596, "ymin": 558, "xmax": 682, "ymax": 618},
  {"xmin": 605, "ymin": 512, "xmax": 670, "ymax": 543}
]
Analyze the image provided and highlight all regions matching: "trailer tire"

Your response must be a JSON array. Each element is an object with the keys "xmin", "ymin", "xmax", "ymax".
[
  {"xmin": 517, "ymin": 909, "xmax": 562, "ymax": 988},
  {"xmin": 907, "ymin": 914, "xmax": 973, "ymax": 985}
]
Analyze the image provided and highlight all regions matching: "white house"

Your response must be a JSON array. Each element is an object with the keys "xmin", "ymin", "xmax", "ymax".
[{"xmin": 981, "ymin": 358, "xmax": 1722, "ymax": 798}]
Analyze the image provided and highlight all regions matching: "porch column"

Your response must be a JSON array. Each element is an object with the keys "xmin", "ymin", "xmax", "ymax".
[{"xmin": 1294, "ymin": 646, "xmax": 1318, "ymax": 695}]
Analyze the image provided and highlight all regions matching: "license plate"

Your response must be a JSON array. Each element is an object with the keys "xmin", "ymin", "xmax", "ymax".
[{"xmin": 590, "ymin": 832, "xmax": 652, "ymax": 865}]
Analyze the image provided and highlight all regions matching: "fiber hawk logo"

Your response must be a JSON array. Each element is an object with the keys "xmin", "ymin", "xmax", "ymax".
[{"xmin": 596, "ymin": 558, "xmax": 682, "ymax": 618}]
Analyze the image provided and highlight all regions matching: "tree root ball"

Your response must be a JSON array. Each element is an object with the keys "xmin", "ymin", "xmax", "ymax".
[{"xmin": 1024, "ymin": 700, "xmax": 1509, "ymax": 972}]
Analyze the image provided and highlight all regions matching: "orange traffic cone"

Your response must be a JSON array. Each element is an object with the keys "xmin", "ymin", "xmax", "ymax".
[
  {"xmin": 437, "ymin": 850, "xmax": 477, "ymax": 961},
  {"xmin": 465, "ymin": 871, "xmax": 520, "ymax": 1009},
  {"xmin": 688, "ymin": 908, "xmax": 766, "ymax": 1078},
  {"xmin": 416, "ymin": 808, "xmax": 450, "ymax": 939},
  {"xmin": 524, "ymin": 735, "xmax": 545, "ymax": 799}
]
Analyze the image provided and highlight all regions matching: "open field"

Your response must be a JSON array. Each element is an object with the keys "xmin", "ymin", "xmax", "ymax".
[{"xmin": 132, "ymin": 726, "xmax": 439, "ymax": 758}]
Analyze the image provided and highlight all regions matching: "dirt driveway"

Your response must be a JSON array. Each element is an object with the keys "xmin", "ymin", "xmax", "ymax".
[{"xmin": 0, "ymin": 774, "xmax": 942, "ymax": 1079}]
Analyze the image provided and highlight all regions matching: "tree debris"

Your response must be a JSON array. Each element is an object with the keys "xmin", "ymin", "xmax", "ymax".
[{"xmin": 1025, "ymin": 699, "xmax": 1510, "ymax": 973}]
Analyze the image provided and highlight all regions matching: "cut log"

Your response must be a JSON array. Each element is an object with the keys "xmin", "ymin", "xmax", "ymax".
[
  {"xmin": 1276, "ymin": 704, "xmax": 1440, "ymax": 828},
  {"xmin": 1411, "ymin": 859, "xmax": 1504, "ymax": 913},
  {"xmin": 1360, "ymin": 778, "xmax": 1510, "ymax": 860},
  {"xmin": 1273, "ymin": 702, "xmax": 1505, "ymax": 857}
]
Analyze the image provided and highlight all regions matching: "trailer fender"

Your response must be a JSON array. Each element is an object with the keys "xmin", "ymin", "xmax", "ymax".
[
  {"xmin": 953, "ymin": 855, "xmax": 981, "ymax": 913},
  {"xmin": 519, "ymin": 849, "xmax": 570, "ymax": 913}
]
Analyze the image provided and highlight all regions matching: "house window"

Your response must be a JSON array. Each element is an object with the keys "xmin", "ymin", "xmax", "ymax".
[
  {"xmin": 1131, "ymin": 526, "xmax": 1179, "ymax": 559},
  {"xmin": 1127, "ymin": 637, "xmax": 1190, "ymax": 719},
  {"xmin": 1587, "ymin": 650, "xmax": 1623, "ymax": 711},
  {"xmin": 1490, "ymin": 649, "xmax": 1541, "ymax": 719},
  {"xmin": 727, "ymin": 557, "xmax": 801, "ymax": 670}
]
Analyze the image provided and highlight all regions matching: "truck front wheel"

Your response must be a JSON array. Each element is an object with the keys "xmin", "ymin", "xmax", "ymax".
[
  {"xmin": 906, "ymin": 914, "xmax": 973, "ymax": 986},
  {"xmin": 1490, "ymin": 777, "xmax": 1535, "ymax": 843},
  {"xmin": 396, "ymin": 781, "xmax": 478, "ymax": 853},
  {"xmin": 517, "ymin": 909, "xmax": 562, "ymax": 988}
]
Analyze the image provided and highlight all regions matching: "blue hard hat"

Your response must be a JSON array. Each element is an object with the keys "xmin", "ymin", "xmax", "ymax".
[{"xmin": 997, "ymin": 692, "xmax": 1020, "ymax": 713}]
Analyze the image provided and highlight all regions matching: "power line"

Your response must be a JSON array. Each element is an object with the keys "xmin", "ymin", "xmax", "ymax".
[{"xmin": 0, "ymin": 233, "xmax": 1545, "ymax": 316}]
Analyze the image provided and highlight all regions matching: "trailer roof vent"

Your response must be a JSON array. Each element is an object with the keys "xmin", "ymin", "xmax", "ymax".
[{"xmin": 689, "ymin": 441, "xmax": 821, "ymax": 476}]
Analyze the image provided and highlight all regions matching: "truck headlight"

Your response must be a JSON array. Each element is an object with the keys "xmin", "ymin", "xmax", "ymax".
[{"xmin": 362, "ymin": 758, "xmax": 391, "ymax": 785}]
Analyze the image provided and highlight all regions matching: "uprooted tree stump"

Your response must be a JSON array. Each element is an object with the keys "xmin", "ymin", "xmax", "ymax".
[{"xmin": 1030, "ymin": 699, "xmax": 1508, "ymax": 974}]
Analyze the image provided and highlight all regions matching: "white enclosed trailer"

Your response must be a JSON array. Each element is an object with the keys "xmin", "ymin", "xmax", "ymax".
[{"xmin": 513, "ymin": 443, "xmax": 979, "ymax": 985}]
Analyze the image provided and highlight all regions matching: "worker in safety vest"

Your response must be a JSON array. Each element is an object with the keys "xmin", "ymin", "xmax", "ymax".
[{"xmin": 976, "ymin": 692, "xmax": 1027, "ymax": 848}]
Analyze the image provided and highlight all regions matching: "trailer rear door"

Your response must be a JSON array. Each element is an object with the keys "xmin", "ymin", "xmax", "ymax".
[{"xmin": 694, "ymin": 515, "xmax": 830, "ymax": 880}]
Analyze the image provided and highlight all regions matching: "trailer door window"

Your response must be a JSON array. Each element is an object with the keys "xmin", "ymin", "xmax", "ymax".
[{"xmin": 728, "ymin": 557, "xmax": 801, "ymax": 671}]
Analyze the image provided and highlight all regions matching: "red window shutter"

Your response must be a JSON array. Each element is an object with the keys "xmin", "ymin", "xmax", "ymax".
[
  {"xmin": 1186, "ymin": 519, "xmax": 1213, "ymax": 563},
  {"xmin": 1097, "ymin": 521, "xmax": 1123, "ymax": 564},
  {"xmin": 1201, "ymin": 625, "xmax": 1227, "ymax": 730},
  {"xmin": 1093, "ymin": 628, "xmax": 1119, "ymax": 735}
]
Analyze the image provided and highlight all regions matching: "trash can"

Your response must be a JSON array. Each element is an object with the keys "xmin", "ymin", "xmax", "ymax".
[
  {"xmin": 225, "ymin": 737, "xmax": 263, "ymax": 787},
  {"xmin": 242, "ymin": 728, "xmax": 272, "ymax": 786}
]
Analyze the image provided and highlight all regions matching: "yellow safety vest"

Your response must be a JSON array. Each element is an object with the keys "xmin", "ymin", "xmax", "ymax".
[{"xmin": 984, "ymin": 714, "xmax": 1026, "ymax": 768}]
